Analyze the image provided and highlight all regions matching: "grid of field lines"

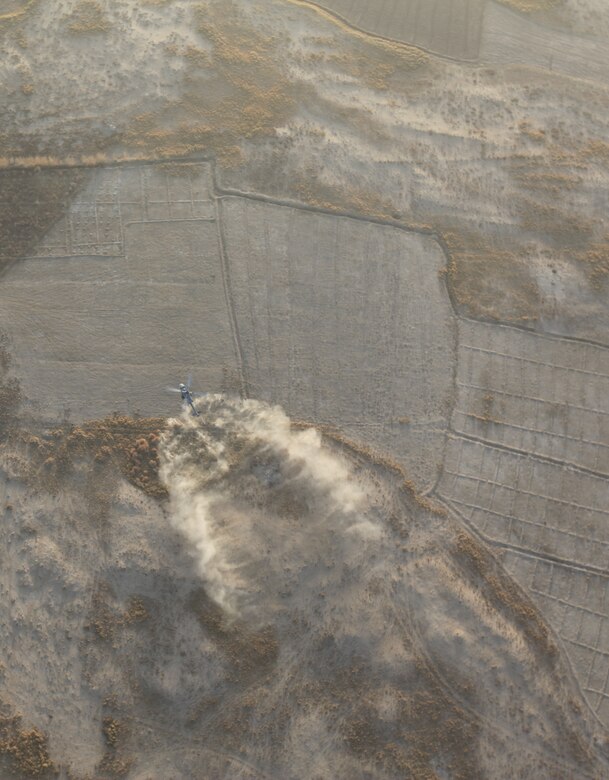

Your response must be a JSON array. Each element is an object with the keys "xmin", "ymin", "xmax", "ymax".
[
  {"xmin": 318, "ymin": 0, "xmax": 484, "ymax": 59},
  {"xmin": 438, "ymin": 318, "xmax": 609, "ymax": 726}
]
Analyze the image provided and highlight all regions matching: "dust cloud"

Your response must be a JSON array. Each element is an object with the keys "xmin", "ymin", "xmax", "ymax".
[
  {"xmin": 153, "ymin": 396, "xmax": 606, "ymax": 779},
  {"xmin": 159, "ymin": 395, "xmax": 382, "ymax": 622}
]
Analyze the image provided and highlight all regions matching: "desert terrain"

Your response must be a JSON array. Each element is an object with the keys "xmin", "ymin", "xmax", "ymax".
[{"xmin": 0, "ymin": 0, "xmax": 608, "ymax": 778}]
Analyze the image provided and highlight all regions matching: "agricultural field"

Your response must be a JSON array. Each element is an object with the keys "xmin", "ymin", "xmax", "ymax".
[
  {"xmin": 220, "ymin": 196, "xmax": 456, "ymax": 488},
  {"xmin": 316, "ymin": 0, "xmax": 485, "ymax": 60},
  {"xmin": 0, "ymin": 162, "xmax": 238, "ymax": 422}
]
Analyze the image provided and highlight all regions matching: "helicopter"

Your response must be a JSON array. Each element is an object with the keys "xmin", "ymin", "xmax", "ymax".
[{"xmin": 166, "ymin": 375, "xmax": 204, "ymax": 416}]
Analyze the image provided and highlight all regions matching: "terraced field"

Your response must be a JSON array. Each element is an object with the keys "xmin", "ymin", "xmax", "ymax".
[{"xmin": 437, "ymin": 319, "xmax": 609, "ymax": 729}]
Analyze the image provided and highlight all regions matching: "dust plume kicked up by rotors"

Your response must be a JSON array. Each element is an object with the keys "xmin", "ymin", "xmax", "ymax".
[{"xmin": 159, "ymin": 396, "xmax": 383, "ymax": 623}]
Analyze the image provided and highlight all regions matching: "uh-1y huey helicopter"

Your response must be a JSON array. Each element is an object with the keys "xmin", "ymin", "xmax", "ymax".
[{"xmin": 166, "ymin": 374, "xmax": 205, "ymax": 416}]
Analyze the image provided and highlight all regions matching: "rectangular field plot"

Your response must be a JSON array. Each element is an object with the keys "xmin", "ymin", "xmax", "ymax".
[
  {"xmin": 33, "ymin": 161, "xmax": 216, "ymax": 257},
  {"xmin": 480, "ymin": 2, "xmax": 609, "ymax": 85},
  {"xmin": 452, "ymin": 320, "xmax": 609, "ymax": 475},
  {"xmin": 220, "ymin": 197, "xmax": 456, "ymax": 488},
  {"xmin": 502, "ymin": 550, "xmax": 609, "ymax": 727},
  {"xmin": 319, "ymin": 0, "xmax": 484, "ymax": 60},
  {"xmin": 439, "ymin": 436, "xmax": 609, "ymax": 571},
  {"xmin": 0, "ymin": 162, "xmax": 239, "ymax": 421}
]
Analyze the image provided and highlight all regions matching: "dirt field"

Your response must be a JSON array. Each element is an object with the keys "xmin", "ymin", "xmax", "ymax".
[
  {"xmin": 0, "ymin": 397, "xmax": 607, "ymax": 778},
  {"xmin": 314, "ymin": 0, "xmax": 485, "ymax": 60}
]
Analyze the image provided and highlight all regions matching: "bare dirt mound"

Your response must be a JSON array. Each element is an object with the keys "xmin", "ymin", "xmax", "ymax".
[{"xmin": 0, "ymin": 397, "xmax": 606, "ymax": 778}]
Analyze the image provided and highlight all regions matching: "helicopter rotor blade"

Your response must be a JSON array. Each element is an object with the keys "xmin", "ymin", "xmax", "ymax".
[
  {"xmin": 186, "ymin": 373, "xmax": 193, "ymax": 390},
  {"xmin": 165, "ymin": 386, "xmax": 182, "ymax": 394}
]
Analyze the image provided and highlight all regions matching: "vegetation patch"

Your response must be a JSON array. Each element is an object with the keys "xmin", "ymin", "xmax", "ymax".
[
  {"xmin": 124, "ymin": 0, "xmax": 295, "ymax": 168},
  {"xmin": 292, "ymin": 167, "xmax": 397, "ymax": 221},
  {"xmin": 97, "ymin": 752, "xmax": 133, "ymax": 778},
  {"xmin": 18, "ymin": 415, "xmax": 167, "ymax": 500},
  {"xmin": 89, "ymin": 585, "xmax": 150, "ymax": 642},
  {"xmin": 453, "ymin": 532, "xmax": 555, "ymax": 659},
  {"xmin": 189, "ymin": 588, "xmax": 279, "ymax": 681},
  {"xmin": 575, "ymin": 243, "xmax": 609, "ymax": 287},
  {"xmin": 0, "ymin": 1, "xmax": 38, "ymax": 26},
  {"xmin": 440, "ymin": 226, "xmax": 541, "ymax": 324},
  {"xmin": 66, "ymin": 1, "xmax": 111, "ymax": 34},
  {"xmin": 0, "ymin": 713, "xmax": 54, "ymax": 777},
  {"xmin": 0, "ymin": 336, "xmax": 20, "ymax": 440},
  {"xmin": 102, "ymin": 717, "xmax": 123, "ymax": 748}
]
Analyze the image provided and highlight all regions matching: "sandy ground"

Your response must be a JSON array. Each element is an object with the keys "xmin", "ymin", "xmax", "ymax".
[
  {"xmin": 1, "ymin": 0, "xmax": 609, "ymax": 777},
  {"xmin": 0, "ymin": 398, "xmax": 608, "ymax": 778},
  {"xmin": 2, "ymin": 0, "xmax": 609, "ymax": 337}
]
